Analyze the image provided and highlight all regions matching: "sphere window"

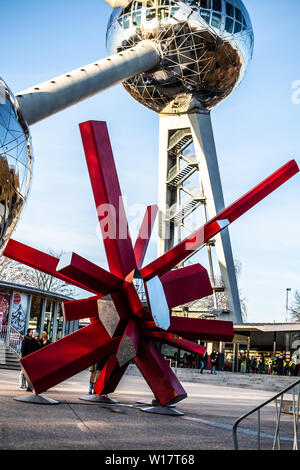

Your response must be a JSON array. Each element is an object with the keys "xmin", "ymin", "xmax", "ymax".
[
  {"xmin": 132, "ymin": 11, "xmax": 142, "ymax": 25},
  {"xmin": 146, "ymin": 8, "xmax": 157, "ymax": 21},
  {"xmin": 235, "ymin": 7, "xmax": 242, "ymax": 22},
  {"xmin": 211, "ymin": 12, "xmax": 221, "ymax": 29},
  {"xmin": 158, "ymin": 7, "xmax": 169, "ymax": 21},
  {"xmin": 225, "ymin": 17, "xmax": 234, "ymax": 33},
  {"xmin": 226, "ymin": 2, "xmax": 234, "ymax": 17},
  {"xmin": 123, "ymin": 13, "xmax": 131, "ymax": 29},
  {"xmin": 170, "ymin": 6, "xmax": 179, "ymax": 16},
  {"xmin": 212, "ymin": 0, "xmax": 222, "ymax": 12},
  {"xmin": 234, "ymin": 21, "xmax": 242, "ymax": 33},
  {"xmin": 200, "ymin": 9, "xmax": 210, "ymax": 23},
  {"xmin": 200, "ymin": 0, "xmax": 211, "ymax": 8},
  {"xmin": 132, "ymin": 1, "xmax": 142, "ymax": 10}
]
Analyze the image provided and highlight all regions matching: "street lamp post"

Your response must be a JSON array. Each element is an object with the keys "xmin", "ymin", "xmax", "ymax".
[{"xmin": 286, "ymin": 288, "xmax": 292, "ymax": 323}]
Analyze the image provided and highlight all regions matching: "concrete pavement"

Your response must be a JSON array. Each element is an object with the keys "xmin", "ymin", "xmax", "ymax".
[{"xmin": 0, "ymin": 368, "xmax": 298, "ymax": 450}]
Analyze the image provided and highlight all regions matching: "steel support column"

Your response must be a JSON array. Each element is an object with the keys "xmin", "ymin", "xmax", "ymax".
[
  {"xmin": 51, "ymin": 302, "xmax": 59, "ymax": 342},
  {"xmin": 5, "ymin": 294, "xmax": 15, "ymax": 347},
  {"xmin": 25, "ymin": 295, "xmax": 32, "ymax": 333},
  {"xmin": 38, "ymin": 298, "xmax": 47, "ymax": 335}
]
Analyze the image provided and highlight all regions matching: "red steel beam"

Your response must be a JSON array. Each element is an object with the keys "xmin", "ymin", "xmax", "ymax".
[
  {"xmin": 168, "ymin": 317, "xmax": 234, "ymax": 342},
  {"xmin": 3, "ymin": 239, "xmax": 98, "ymax": 294},
  {"xmin": 62, "ymin": 296, "xmax": 101, "ymax": 322},
  {"xmin": 141, "ymin": 160, "xmax": 299, "ymax": 281},
  {"xmin": 94, "ymin": 354, "xmax": 129, "ymax": 396},
  {"xmin": 79, "ymin": 121, "xmax": 136, "ymax": 279},
  {"xmin": 134, "ymin": 338, "xmax": 187, "ymax": 406},
  {"xmin": 20, "ymin": 320, "xmax": 121, "ymax": 395},
  {"xmin": 160, "ymin": 264, "xmax": 213, "ymax": 309},
  {"xmin": 56, "ymin": 252, "xmax": 123, "ymax": 295},
  {"xmin": 134, "ymin": 205, "xmax": 158, "ymax": 269}
]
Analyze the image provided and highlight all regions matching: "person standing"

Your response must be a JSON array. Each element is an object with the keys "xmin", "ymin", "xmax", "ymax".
[
  {"xmin": 20, "ymin": 328, "xmax": 34, "ymax": 391},
  {"xmin": 32, "ymin": 331, "xmax": 42, "ymax": 352},
  {"xmin": 200, "ymin": 351, "xmax": 207, "ymax": 374},
  {"xmin": 277, "ymin": 354, "xmax": 284, "ymax": 376},
  {"xmin": 40, "ymin": 331, "xmax": 51, "ymax": 348},
  {"xmin": 258, "ymin": 356, "xmax": 265, "ymax": 374},
  {"xmin": 210, "ymin": 350, "xmax": 218, "ymax": 375},
  {"xmin": 250, "ymin": 356, "xmax": 257, "ymax": 374}
]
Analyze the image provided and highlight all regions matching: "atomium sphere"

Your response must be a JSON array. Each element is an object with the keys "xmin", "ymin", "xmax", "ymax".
[
  {"xmin": 106, "ymin": 0, "xmax": 254, "ymax": 113},
  {"xmin": 0, "ymin": 78, "xmax": 33, "ymax": 248}
]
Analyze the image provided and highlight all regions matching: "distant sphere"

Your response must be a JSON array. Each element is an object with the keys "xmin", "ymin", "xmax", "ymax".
[
  {"xmin": 0, "ymin": 78, "xmax": 33, "ymax": 247},
  {"xmin": 106, "ymin": 0, "xmax": 254, "ymax": 113}
]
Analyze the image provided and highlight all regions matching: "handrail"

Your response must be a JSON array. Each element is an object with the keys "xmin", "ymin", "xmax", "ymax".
[
  {"xmin": 233, "ymin": 378, "xmax": 300, "ymax": 450},
  {"xmin": 0, "ymin": 324, "xmax": 24, "ymax": 358}
]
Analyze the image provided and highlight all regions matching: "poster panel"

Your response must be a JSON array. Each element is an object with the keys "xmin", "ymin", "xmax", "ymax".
[
  {"xmin": 0, "ymin": 291, "xmax": 11, "ymax": 329},
  {"xmin": 10, "ymin": 291, "xmax": 28, "ymax": 336}
]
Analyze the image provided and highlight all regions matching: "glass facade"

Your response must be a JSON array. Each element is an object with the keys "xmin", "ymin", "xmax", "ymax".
[{"xmin": 0, "ymin": 282, "xmax": 76, "ymax": 345}]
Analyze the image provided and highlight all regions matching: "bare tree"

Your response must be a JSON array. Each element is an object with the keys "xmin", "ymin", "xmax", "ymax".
[
  {"xmin": 184, "ymin": 260, "xmax": 247, "ymax": 321},
  {"xmin": 0, "ymin": 250, "xmax": 75, "ymax": 297},
  {"xmin": 289, "ymin": 291, "xmax": 300, "ymax": 322}
]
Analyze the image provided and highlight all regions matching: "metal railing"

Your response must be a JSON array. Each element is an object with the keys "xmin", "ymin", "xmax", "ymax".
[
  {"xmin": 0, "ymin": 325, "xmax": 23, "ymax": 357},
  {"xmin": 233, "ymin": 379, "xmax": 300, "ymax": 450}
]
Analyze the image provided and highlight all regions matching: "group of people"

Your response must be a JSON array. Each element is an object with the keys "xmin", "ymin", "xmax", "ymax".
[
  {"xmin": 19, "ymin": 328, "xmax": 51, "ymax": 390},
  {"xmin": 239, "ymin": 353, "xmax": 299, "ymax": 376}
]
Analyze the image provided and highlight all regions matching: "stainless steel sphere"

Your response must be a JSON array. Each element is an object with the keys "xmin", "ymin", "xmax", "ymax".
[
  {"xmin": 0, "ymin": 78, "xmax": 33, "ymax": 247},
  {"xmin": 106, "ymin": 0, "xmax": 254, "ymax": 113}
]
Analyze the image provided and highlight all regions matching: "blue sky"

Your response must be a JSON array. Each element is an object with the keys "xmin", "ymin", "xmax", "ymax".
[{"xmin": 2, "ymin": 0, "xmax": 300, "ymax": 322}]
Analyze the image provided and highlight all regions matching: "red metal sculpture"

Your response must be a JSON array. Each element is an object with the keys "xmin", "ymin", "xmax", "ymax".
[{"xmin": 4, "ymin": 121, "xmax": 299, "ymax": 408}]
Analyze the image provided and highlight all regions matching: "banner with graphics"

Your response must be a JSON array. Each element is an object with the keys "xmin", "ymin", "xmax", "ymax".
[
  {"xmin": 10, "ymin": 292, "xmax": 28, "ymax": 335},
  {"xmin": 0, "ymin": 291, "xmax": 11, "ymax": 328}
]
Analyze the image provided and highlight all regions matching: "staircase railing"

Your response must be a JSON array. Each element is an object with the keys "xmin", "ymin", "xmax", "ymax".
[
  {"xmin": 0, "ymin": 325, "xmax": 23, "ymax": 358},
  {"xmin": 233, "ymin": 378, "xmax": 300, "ymax": 450}
]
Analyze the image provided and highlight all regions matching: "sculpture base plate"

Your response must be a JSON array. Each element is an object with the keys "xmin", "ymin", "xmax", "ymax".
[
  {"xmin": 137, "ymin": 399, "xmax": 176, "ymax": 408},
  {"xmin": 79, "ymin": 395, "xmax": 119, "ymax": 404},
  {"xmin": 140, "ymin": 406, "xmax": 184, "ymax": 416},
  {"xmin": 14, "ymin": 394, "xmax": 59, "ymax": 405}
]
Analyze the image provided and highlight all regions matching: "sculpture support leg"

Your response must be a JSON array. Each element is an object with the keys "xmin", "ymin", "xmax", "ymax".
[
  {"xmin": 94, "ymin": 355, "xmax": 129, "ymax": 396},
  {"xmin": 134, "ymin": 338, "xmax": 187, "ymax": 406}
]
